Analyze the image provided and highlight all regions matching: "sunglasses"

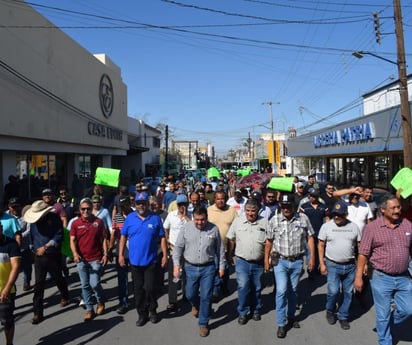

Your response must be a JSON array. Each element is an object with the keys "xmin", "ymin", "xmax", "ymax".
[{"xmin": 80, "ymin": 207, "xmax": 91, "ymax": 211}]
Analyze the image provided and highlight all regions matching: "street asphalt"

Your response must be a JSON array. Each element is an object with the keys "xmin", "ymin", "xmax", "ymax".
[{"xmin": 10, "ymin": 262, "xmax": 412, "ymax": 345}]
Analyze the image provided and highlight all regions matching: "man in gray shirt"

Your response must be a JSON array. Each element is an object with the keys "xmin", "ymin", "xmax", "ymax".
[
  {"xmin": 173, "ymin": 206, "xmax": 226, "ymax": 338},
  {"xmin": 227, "ymin": 198, "xmax": 269, "ymax": 325}
]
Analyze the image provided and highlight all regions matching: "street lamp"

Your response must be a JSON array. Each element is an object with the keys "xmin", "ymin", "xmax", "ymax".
[
  {"xmin": 352, "ymin": 51, "xmax": 397, "ymax": 65},
  {"xmin": 351, "ymin": 1, "xmax": 411, "ymax": 168},
  {"xmin": 262, "ymin": 101, "xmax": 280, "ymax": 174}
]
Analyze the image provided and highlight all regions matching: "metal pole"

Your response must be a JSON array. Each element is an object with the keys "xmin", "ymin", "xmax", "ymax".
[
  {"xmin": 393, "ymin": 0, "xmax": 412, "ymax": 167},
  {"xmin": 269, "ymin": 102, "xmax": 276, "ymax": 174}
]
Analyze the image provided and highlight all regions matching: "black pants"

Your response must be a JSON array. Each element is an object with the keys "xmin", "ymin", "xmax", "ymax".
[
  {"xmin": 167, "ymin": 257, "xmax": 185, "ymax": 304},
  {"xmin": 33, "ymin": 253, "xmax": 69, "ymax": 316},
  {"xmin": 131, "ymin": 263, "xmax": 158, "ymax": 316}
]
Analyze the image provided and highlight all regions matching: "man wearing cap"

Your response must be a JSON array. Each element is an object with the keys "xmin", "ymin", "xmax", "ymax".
[
  {"xmin": 23, "ymin": 200, "xmax": 69, "ymax": 324},
  {"xmin": 265, "ymin": 193, "xmax": 315, "ymax": 339},
  {"xmin": 119, "ymin": 192, "xmax": 168, "ymax": 327},
  {"xmin": 208, "ymin": 191, "xmax": 237, "ymax": 299},
  {"xmin": 318, "ymin": 200, "xmax": 361, "ymax": 330},
  {"xmin": 41, "ymin": 188, "xmax": 67, "ymax": 228},
  {"xmin": 227, "ymin": 198, "xmax": 270, "ymax": 325},
  {"xmin": 70, "ymin": 198, "xmax": 108, "ymax": 321},
  {"xmin": 226, "ymin": 189, "xmax": 248, "ymax": 216},
  {"xmin": 172, "ymin": 206, "xmax": 226, "ymax": 337},
  {"xmin": 299, "ymin": 188, "xmax": 328, "ymax": 278},
  {"xmin": 354, "ymin": 194, "xmax": 412, "ymax": 345},
  {"xmin": 163, "ymin": 194, "xmax": 191, "ymax": 312},
  {"xmin": 250, "ymin": 191, "xmax": 271, "ymax": 220}
]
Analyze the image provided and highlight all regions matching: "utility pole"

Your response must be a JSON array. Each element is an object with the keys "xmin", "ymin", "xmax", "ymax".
[
  {"xmin": 262, "ymin": 101, "xmax": 279, "ymax": 174},
  {"xmin": 394, "ymin": 0, "xmax": 412, "ymax": 167},
  {"xmin": 165, "ymin": 125, "xmax": 169, "ymax": 175}
]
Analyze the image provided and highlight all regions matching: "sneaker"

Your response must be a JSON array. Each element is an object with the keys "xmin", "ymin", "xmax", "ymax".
[
  {"xmin": 191, "ymin": 306, "xmax": 199, "ymax": 318},
  {"xmin": 60, "ymin": 298, "xmax": 70, "ymax": 307},
  {"xmin": 96, "ymin": 303, "xmax": 105, "ymax": 315},
  {"xmin": 326, "ymin": 311, "xmax": 337, "ymax": 325},
  {"xmin": 116, "ymin": 304, "xmax": 128, "ymax": 315},
  {"xmin": 84, "ymin": 310, "xmax": 94, "ymax": 321},
  {"xmin": 339, "ymin": 319, "xmax": 350, "ymax": 330},
  {"xmin": 79, "ymin": 299, "xmax": 86, "ymax": 309},
  {"xmin": 199, "ymin": 326, "xmax": 209, "ymax": 337}
]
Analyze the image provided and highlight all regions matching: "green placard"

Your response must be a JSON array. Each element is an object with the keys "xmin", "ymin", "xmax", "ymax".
[
  {"xmin": 61, "ymin": 228, "xmax": 73, "ymax": 258},
  {"xmin": 94, "ymin": 167, "xmax": 120, "ymax": 187},
  {"xmin": 390, "ymin": 167, "xmax": 412, "ymax": 198},
  {"xmin": 267, "ymin": 177, "xmax": 294, "ymax": 192}
]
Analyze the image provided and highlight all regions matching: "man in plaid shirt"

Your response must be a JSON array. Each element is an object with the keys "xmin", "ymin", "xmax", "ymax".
[{"xmin": 265, "ymin": 193, "xmax": 315, "ymax": 339}]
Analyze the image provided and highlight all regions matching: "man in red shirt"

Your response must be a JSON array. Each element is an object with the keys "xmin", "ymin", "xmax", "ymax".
[
  {"xmin": 354, "ymin": 194, "xmax": 412, "ymax": 345},
  {"xmin": 70, "ymin": 198, "xmax": 108, "ymax": 321}
]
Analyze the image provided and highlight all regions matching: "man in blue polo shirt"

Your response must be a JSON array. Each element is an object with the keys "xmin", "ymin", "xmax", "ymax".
[{"xmin": 119, "ymin": 192, "xmax": 168, "ymax": 327}]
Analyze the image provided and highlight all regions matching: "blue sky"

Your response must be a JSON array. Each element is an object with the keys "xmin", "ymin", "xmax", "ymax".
[{"xmin": 23, "ymin": 0, "xmax": 412, "ymax": 156}]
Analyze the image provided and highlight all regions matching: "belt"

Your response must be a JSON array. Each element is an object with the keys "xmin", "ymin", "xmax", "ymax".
[
  {"xmin": 185, "ymin": 260, "xmax": 214, "ymax": 267},
  {"xmin": 374, "ymin": 269, "xmax": 408, "ymax": 277},
  {"xmin": 326, "ymin": 257, "xmax": 355, "ymax": 265},
  {"xmin": 279, "ymin": 253, "xmax": 304, "ymax": 262},
  {"xmin": 236, "ymin": 256, "xmax": 263, "ymax": 265}
]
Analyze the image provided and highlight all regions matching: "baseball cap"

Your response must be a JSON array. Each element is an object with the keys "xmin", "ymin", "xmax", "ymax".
[
  {"xmin": 296, "ymin": 182, "xmax": 304, "ymax": 188},
  {"xmin": 41, "ymin": 188, "xmax": 53, "ymax": 195},
  {"xmin": 308, "ymin": 188, "xmax": 320, "ymax": 197},
  {"xmin": 235, "ymin": 189, "xmax": 242, "ymax": 194},
  {"xmin": 279, "ymin": 193, "xmax": 294, "ymax": 205},
  {"xmin": 250, "ymin": 191, "xmax": 262, "ymax": 201},
  {"xmin": 8, "ymin": 197, "xmax": 21, "ymax": 207},
  {"xmin": 331, "ymin": 201, "xmax": 348, "ymax": 215},
  {"xmin": 176, "ymin": 194, "xmax": 188, "ymax": 203},
  {"xmin": 91, "ymin": 194, "xmax": 101, "ymax": 201},
  {"xmin": 135, "ymin": 192, "xmax": 149, "ymax": 202}
]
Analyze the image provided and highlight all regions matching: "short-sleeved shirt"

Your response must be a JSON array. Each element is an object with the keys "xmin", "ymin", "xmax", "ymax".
[
  {"xmin": 318, "ymin": 219, "xmax": 361, "ymax": 262},
  {"xmin": 70, "ymin": 216, "xmax": 105, "ymax": 262},
  {"xmin": 359, "ymin": 217, "xmax": 412, "ymax": 275},
  {"xmin": 0, "ymin": 214, "xmax": 21, "ymax": 240},
  {"xmin": 347, "ymin": 201, "xmax": 373, "ymax": 233},
  {"xmin": 0, "ymin": 236, "xmax": 21, "ymax": 294},
  {"xmin": 226, "ymin": 214, "xmax": 269, "ymax": 261},
  {"xmin": 268, "ymin": 212, "xmax": 314, "ymax": 257},
  {"xmin": 121, "ymin": 212, "xmax": 165, "ymax": 266},
  {"xmin": 207, "ymin": 204, "xmax": 237, "ymax": 240},
  {"xmin": 299, "ymin": 202, "xmax": 327, "ymax": 236},
  {"xmin": 163, "ymin": 210, "xmax": 189, "ymax": 246}
]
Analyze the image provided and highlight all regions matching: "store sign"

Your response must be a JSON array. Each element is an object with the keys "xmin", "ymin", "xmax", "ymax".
[
  {"xmin": 99, "ymin": 74, "xmax": 114, "ymax": 118},
  {"xmin": 88, "ymin": 121, "xmax": 123, "ymax": 141},
  {"xmin": 314, "ymin": 122, "xmax": 375, "ymax": 148}
]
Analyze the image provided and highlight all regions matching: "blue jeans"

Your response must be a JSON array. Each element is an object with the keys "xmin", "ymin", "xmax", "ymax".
[
  {"xmin": 273, "ymin": 258, "xmax": 303, "ymax": 327},
  {"xmin": 77, "ymin": 260, "xmax": 105, "ymax": 311},
  {"xmin": 325, "ymin": 259, "xmax": 355, "ymax": 320},
  {"xmin": 116, "ymin": 257, "xmax": 129, "ymax": 306},
  {"xmin": 370, "ymin": 269, "xmax": 412, "ymax": 345},
  {"xmin": 184, "ymin": 262, "xmax": 215, "ymax": 327},
  {"xmin": 235, "ymin": 257, "xmax": 264, "ymax": 316}
]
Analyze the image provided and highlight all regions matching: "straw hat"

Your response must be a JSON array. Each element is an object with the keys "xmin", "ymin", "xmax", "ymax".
[{"xmin": 23, "ymin": 200, "xmax": 54, "ymax": 223}]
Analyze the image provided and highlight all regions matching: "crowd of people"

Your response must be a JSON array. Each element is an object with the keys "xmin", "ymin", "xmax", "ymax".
[{"xmin": 0, "ymin": 171, "xmax": 411, "ymax": 344}]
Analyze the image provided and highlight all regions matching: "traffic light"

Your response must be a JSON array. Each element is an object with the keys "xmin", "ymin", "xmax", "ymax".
[{"xmin": 373, "ymin": 12, "xmax": 381, "ymax": 44}]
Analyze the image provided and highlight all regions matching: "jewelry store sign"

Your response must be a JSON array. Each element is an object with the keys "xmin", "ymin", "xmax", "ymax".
[{"xmin": 314, "ymin": 122, "xmax": 375, "ymax": 148}]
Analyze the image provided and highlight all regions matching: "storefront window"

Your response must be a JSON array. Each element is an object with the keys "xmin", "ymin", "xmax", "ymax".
[{"xmin": 373, "ymin": 156, "xmax": 390, "ymax": 189}]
